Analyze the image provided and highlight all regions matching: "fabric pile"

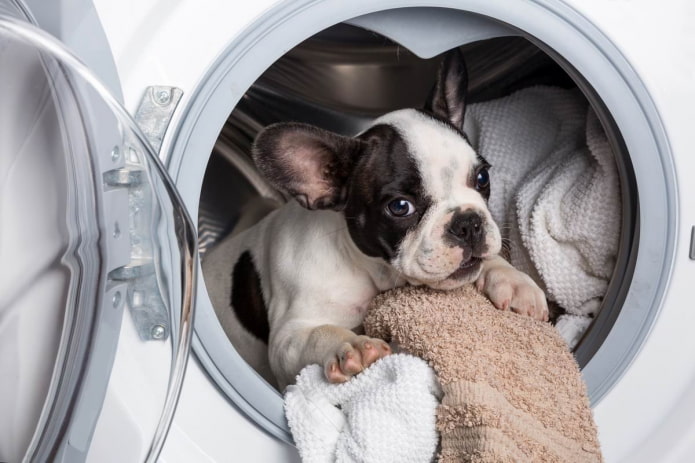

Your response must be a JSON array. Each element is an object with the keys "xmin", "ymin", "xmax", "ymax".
[
  {"xmin": 284, "ymin": 354, "xmax": 441, "ymax": 463},
  {"xmin": 284, "ymin": 284, "xmax": 603, "ymax": 462},
  {"xmin": 464, "ymin": 87, "xmax": 621, "ymax": 347},
  {"xmin": 364, "ymin": 284, "xmax": 603, "ymax": 462}
]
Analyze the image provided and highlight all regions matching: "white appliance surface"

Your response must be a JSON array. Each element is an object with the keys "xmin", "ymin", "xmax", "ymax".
[{"xmin": 86, "ymin": 1, "xmax": 695, "ymax": 461}]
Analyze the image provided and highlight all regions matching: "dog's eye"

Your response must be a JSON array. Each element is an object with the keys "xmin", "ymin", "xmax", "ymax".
[
  {"xmin": 386, "ymin": 198, "xmax": 416, "ymax": 217},
  {"xmin": 475, "ymin": 167, "xmax": 490, "ymax": 191}
]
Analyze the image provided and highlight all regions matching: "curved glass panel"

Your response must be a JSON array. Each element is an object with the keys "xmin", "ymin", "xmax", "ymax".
[{"xmin": 0, "ymin": 15, "xmax": 196, "ymax": 463}]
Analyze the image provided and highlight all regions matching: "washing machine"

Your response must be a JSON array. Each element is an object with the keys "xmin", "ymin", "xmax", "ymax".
[{"xmin": 0, "ymin": 0, "xmax": 693, "ymax": 461}]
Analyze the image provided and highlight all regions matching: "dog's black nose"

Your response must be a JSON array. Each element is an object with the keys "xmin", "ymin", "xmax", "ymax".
[{"xmin": 447, "ymin": 211, "xmax": 484, "ymax": 247}]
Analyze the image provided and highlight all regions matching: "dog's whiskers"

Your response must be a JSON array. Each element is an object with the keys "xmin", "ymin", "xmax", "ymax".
[{"xmin": 499, "ymin": 237, "xmax": 513, "ymax": 260}]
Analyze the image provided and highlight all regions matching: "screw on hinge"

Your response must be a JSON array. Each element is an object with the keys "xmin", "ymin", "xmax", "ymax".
[
  {"xmin": 154, "ymin": 89, "xmax": 171, "ymax": 106},
  {"xmin": 151, "ymin": 324, "xmax": 166, "ymax": 339}
]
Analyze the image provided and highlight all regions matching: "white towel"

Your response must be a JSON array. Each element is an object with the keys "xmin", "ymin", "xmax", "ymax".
[
  {"xmin": 284, "ymin": 354, "xmax": 441, "ymax": 463},
  {"xmin": 464, "ymin": 87, "xmax": 621, "ymax": 347}
]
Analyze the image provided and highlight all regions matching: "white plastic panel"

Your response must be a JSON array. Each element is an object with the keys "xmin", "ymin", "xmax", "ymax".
[{"xmin": 347, "ymin": 7, "xmax": 518, "ymax": 58}]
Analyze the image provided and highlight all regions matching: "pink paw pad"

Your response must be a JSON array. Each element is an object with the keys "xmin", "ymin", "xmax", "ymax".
[{"xmin": 323, "ymin": 336, "xmax": 392, "ymax": 383}]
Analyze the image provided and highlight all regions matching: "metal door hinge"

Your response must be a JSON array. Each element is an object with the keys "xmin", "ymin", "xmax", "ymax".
[
  {"xmin": 105, "ymin": 142, "xmax": 170, "ymax": 341},
  {"xmin": 103, "ymin": 85, "xmax": 183, "ymax": 341},
  {"xmin": 134, "ymin": 86, "xmax": 183, "ymax": 153}
]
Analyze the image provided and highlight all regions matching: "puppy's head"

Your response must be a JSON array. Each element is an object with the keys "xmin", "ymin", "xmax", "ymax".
[{"xmin": 252, "ymin": 49, "xmax": 500, "ymax": 289}]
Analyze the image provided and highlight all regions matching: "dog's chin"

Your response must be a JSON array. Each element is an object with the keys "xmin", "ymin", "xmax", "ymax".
[{"xmin": 420, "ymin": 256, "xmax": 483, "ymax": 291}]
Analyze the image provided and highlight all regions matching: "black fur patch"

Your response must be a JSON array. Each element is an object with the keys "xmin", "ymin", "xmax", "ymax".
[
  {"xmin": 231, "ymin": 251, "xmax": 270, "ymax": 343},
  {"xmin": 344, "ymin": 124, "xmax": 432, "ymax": 261},
  {"xmin": 424, "ymin": 48, "xmax": 468, "ymax": 130}
]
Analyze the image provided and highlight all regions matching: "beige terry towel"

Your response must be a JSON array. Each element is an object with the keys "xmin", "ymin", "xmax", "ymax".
[{"xmin": 363, "ymin": 285, "xmax": 602, "ymax": 463}]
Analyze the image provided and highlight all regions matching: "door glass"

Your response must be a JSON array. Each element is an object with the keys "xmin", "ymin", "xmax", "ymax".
[{"xmin": 0, "ymin": 15, "xmax": 196, "ymax": 463}]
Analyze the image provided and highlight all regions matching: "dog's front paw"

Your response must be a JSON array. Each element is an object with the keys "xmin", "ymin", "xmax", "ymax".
[
  {"xmin": 477, "ymin": 263, "xmax": 548, "ymax": 321},
  {"xmin": 323, "ymin": 336, "xmax": 392, "ymax": 383}
]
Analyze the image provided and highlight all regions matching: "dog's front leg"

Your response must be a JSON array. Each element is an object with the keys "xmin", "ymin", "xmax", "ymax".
[
  {"xmin": 270, "ymin": 322, "xmax": 391, "ymax": 389},
  {"xmin": 476, "ymin": 255, "xmax": 549, "ymax": 321}
]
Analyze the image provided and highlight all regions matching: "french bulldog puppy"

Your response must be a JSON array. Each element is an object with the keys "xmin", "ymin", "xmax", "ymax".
[{"xmin": 204, "ymin": 49, "xmax": 548, "ymax": 389}]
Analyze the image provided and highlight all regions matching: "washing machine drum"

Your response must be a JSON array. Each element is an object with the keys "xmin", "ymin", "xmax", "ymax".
[
  {"xmin": 185, "ymin": 4, "xmax": 675, "ymax": 452},
  {"xmin": 0, "ymin": 12, "xmax": 195, "ymax": 463}
]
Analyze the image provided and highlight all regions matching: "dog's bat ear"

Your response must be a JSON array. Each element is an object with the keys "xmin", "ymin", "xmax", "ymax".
[
  {"xmin": 425, "ymin": 48, "xmax": 468, "ymax": 129},
  {"xmin": 252, "ymin": 122, "xmax": 366, "ymax": 210}
]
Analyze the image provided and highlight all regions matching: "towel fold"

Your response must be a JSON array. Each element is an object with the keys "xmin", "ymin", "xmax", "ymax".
[
  {"xmin": 464, "ymin": 87, "xmax": 621, "ymax": 346},
  {"xmin": 284, "ymin": 354, "xmax": 441, "ymax": 463},
  {"xmin": 364, "ymin": 284, "xmax": 603, "ymax": 463}
]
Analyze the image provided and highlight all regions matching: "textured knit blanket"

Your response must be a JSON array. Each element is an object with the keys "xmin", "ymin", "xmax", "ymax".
[
  {"xmin": 464, "ymin": 87, "xmax": 621, "ymax": 347},
  {"xmin": 364, "ymin": 284, "xmax": 602, "ymax": 462},
  {"xmin": 284, "ymin": 354, "xmax": 441, "ymax": 463}
]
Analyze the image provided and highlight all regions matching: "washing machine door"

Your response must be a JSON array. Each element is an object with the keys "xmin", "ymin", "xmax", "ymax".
[{"xmin": 0, "ymin": 10, "xmax": 196, "ymax": 463}]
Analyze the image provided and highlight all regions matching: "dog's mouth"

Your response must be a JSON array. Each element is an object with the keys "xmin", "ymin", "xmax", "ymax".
[{"xmin": 447, "ymin": 256, "xmax": 482, "ymax": 281}]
